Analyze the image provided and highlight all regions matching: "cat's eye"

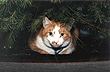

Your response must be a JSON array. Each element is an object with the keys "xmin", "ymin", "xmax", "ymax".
[
  {"xmin": 49, "ymin": 32, "xmax": 53, "ymax": 36},
  {"xmin": 61, "ymin": 33, "xmax": 64, "ymax": 36}
]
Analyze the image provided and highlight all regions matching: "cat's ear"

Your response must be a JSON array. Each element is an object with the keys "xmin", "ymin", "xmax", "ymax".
[
  {"xmin": 67, "ymin": 18, "xmax": 75, "ymax": 31},
  {"xmin": 68, "ymin": 18, "xmax": 79, "ymax": 38},
  {"xmin": 74, "ymin": 28, "xmax": 79, "ymax": 39},
  {"xmin": 43, "ymin": 17, "xmax": 51, "ymax": 28}
]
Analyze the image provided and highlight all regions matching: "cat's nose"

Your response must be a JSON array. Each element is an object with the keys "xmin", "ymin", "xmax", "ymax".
[
  {"xmin": 52, "ymin": 41, "xmax": 57, "ymax": 45},
  {"xmin": 52, "ymin": 41, "xmax": 59, "ymax": 47}
]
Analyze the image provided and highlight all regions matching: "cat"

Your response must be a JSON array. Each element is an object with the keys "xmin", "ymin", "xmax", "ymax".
[{"xmin": 28, "ymin": 17, "xmax": 79, "ymax": 54}]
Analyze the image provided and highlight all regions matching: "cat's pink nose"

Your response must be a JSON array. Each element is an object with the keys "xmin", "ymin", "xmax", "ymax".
[
  {"xmin": 52, "ymin": 41, "xmax": 57, "ymax": 45},
  {"xmin": 52, "ymin": 41, "xmax": 59, "ymax": 47}
]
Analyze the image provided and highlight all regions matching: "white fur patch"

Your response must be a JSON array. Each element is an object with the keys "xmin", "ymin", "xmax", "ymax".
[
  {"xmin": 36, "ymin": 36, "xmax": 55, "ymax": 54},
  {"xmin": 59, "ymin": 42, "xmax": 75, "ymax": 54},
  {"xmin": 47, "ymin": 26, "xmax": 64, "ymax": 46}
]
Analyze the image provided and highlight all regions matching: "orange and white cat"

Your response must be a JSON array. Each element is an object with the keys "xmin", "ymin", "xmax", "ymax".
[{"xmin": 29, "ymin": 17, "xmax": 79, "ymax": 54}]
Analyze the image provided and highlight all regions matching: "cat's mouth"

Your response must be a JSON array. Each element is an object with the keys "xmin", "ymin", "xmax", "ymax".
[
  {"xmin": 49, "ymin": 39, "xmax": 71, "ymax": 48},
  {"xmin": 50, "ymin": 43, "xmax": 61, "ymax": 48},
  {"xmin": 43, "ymin": 38, "xmax": 70, "ymax": 49}
]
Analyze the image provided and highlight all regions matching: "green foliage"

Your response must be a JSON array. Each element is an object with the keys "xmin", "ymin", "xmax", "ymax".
[
  {"xmin": 0, "ymin": 0, "xmax": 109, "ymax": 49},
  {"xmin": 0, "ymin": 0, "xmax": 7, "ymax": 5},
  {"xmin": 31, "ymin": 1, "xmax": 109, "ymax": 33},
  {"xmin": 51, "ymin": 0, "xmax": 61, "ymax": 3},
  {"xmin": 0, "ymin": 0, "xmax": 32, "ymax": 48}
]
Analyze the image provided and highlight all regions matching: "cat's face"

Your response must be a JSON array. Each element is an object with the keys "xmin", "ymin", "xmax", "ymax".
[{"xmin": 40, "ymin": 17, "xmax": 72, "ymax": 48}]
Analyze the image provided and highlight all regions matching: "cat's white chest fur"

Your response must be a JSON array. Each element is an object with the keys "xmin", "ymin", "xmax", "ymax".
[{"xmin": 36, "ymin": 35, "xmax": 55, "ymax": 54}]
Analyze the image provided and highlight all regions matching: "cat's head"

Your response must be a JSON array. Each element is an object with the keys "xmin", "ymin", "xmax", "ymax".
[{"xmin": 40, "ymin": 17, "xmax": 78, "ymax": 48}]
